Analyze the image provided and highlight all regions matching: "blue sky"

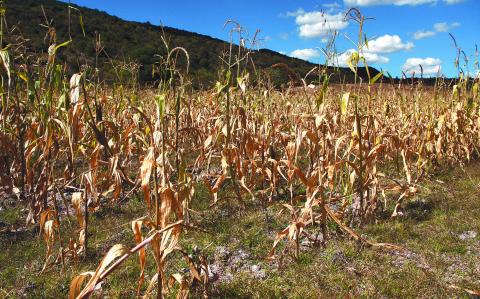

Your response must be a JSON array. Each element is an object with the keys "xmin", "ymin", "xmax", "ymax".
[{"xmin": 65, "ymin": 0, "xmax": 479, "ymax": 77}]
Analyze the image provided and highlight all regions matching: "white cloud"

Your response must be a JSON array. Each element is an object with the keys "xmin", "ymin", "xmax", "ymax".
[
  {"xmin": 334, "ymin": 34, "xmax": 412, "ymax": 67},
  {"xmin": 433, "ymin": 22, "xmax": 460, "ymax": 32},
  {"xmin": 365, "ymin": 53, "xmax": 390, "ymax": 64},
  {"xmin": 336, "ymin": 49, "xmax": 389, "ymax": 66},
  {"xmin": 414, "ymin": 30, "xmax": 436, "ymax": 40},
  {"xmin": 365, "ymin": 34, "xmax": 414, "ymax": 53},
  {"xmin": 434, "ymin": 22, "xmax": 448, "ymax": 32},
  {"xmin": 344, "ymin": 0, "xmax": 463, "ymax": 5},
  {"xmin": 402, "ymin": 57, "xmax": 442, "ymax": 75},
  {"xmin": 336, "ymin": 51, "xmax": 354, "ymax": 67},
  {"xmin": 414, "ymin": 22, "xmax": 460, "ymax": 40},
  {"xmin": 290, "ymin": 48, "xmax": 320, "ymax": 61},
  {"xmin": 292, "ymin": 11, "xmax": 349, "ymax": 38}
]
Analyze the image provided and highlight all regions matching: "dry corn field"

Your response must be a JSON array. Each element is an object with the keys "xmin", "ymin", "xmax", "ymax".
[{"xmin": 1, "ymin": 4, "xmax": 480, "ymax": 299}]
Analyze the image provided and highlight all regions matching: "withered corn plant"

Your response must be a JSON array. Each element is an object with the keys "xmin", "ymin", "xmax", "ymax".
[{"xmin": 69, "ymin": 34, "xmax": 211, "ymax": 298}]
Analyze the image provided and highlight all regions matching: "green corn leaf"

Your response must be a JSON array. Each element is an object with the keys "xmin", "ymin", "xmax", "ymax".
[
  {"xmin": 215, "ymin": 81, "xmax": 229, "ymax": 95},
  {"xmin": 79, "ymin": 15, "xmax": 86, "ymax": 37},
  {"xmin": 49, "ymin": 40, "xmax": 72, "ymax": 57},
  {"xmin": 316, "ymin": 75, "xmax": 330, "ymax": 109},
  {"xmin": 347, "ymin": 52, "xmax": 359, "ymax": 75},
  {"xmin": 452, "ymin": 84, "xmax": 459, "ymax": 98},
  {"xmin": 55, "ymin": 40, "xmax": 72, "ymax": 53},
  {"xmin": 156, "ymin": 94, "xmax": 165, "ymax": 118},
  {"xmin": 17, "ymin": 71, "xmax": 29, "ymax": 83},
  {"xmin": 370, "ymin": 71, "xmax": 384, "ymax": 84},
  {"xmin": 322, "ymin": 74, "xmax": 329, "ymax": 93},
  {"xmin": 58, "ymin": 93, "xmax": 66, "ymax": 110},
  {"xmin": 341, "ymin": 92, "xmax": 350, "ymax": 115}
]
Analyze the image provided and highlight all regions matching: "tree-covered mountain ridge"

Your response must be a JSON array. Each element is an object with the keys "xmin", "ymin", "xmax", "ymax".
[{"xmin": 5, "ymin": 0, "xmax": 380, "ymax": 87}]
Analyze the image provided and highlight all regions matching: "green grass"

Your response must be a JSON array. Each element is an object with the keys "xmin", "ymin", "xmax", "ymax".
[
  {"xmin": 0, "ymin": 197, "xmax": 148, "ymax": 298},
  {"xmin": 1, "ymin": 163, "xmax": 479, "ymax": 298},
  {"xmin": 206, "ymin": 163, "xmax": 480, "ymax": 298}
]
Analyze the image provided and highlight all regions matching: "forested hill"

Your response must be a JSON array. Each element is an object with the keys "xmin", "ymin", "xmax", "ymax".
[{"xmin": 4, "ymin": 0, "xmax": 381, "ymax": 87}]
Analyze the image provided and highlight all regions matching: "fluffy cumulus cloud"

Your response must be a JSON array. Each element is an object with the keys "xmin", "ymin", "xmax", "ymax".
[
  {"xmin": 366, "ymin": 34, "xmax": 414, "ymax": 53},
  {"xmin": 362, "ymin": 52, "xmax": 390, "ymax": 63},
  {"xmin": 402, "ymin": 57, "xmax": 442, "ymax": 75},
  {"xmin": 336, "ymin": 49, "xmax": 389, "ymax": 66},
  {"xmin": 287, "ymin": 9, "xmax": 349, "ymax": 38},
  {"xmin": 334, "ymin": 34, "xmax": 412, "ymax": 66},
  {"xmin": 344, "ymin": 0, "xmax": 463, "ymax": 5},
  {"xmin": 290, "ymin": 48, "xmax": 320, "ymax": 61}
]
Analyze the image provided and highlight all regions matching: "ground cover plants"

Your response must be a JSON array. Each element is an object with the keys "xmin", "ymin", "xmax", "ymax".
[{"xmin": 0, "ymin": 3, "xmax": 479, "ymax": 298}]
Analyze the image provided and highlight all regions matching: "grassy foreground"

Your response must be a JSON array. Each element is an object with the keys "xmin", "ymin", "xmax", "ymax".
[{"xmin": 1, "ymin": 162, "xmax": 479, "ymax": 298}]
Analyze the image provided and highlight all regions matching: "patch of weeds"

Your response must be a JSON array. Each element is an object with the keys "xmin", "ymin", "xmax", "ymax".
[{"xmin": 0, "ymin": 206, "xmax": 24, "ymax": 225}]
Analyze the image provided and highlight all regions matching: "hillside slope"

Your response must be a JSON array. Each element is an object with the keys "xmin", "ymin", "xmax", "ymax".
[{"xmin": 5, "ymin": 0, "xmax": 380, "ymax": 86}]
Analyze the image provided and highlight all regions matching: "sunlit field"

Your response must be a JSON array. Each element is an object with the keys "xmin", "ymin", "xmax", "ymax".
[{"xmin": 1, "ymin": 1, "xmax": 479, "ymax": 298}]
